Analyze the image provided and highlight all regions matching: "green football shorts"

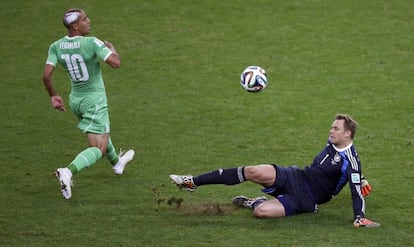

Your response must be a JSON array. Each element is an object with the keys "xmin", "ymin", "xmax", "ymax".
[{"xmin": 69, "ymin": 93, "xmax": 110, "ymax": 134}]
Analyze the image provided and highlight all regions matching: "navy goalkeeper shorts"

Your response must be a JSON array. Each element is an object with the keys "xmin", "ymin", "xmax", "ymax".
[{"xmin": 261, "ymin": 165, "xmax": 318, "ymax": 216}]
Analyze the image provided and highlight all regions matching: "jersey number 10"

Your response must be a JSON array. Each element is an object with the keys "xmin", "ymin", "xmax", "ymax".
[{"xmin": 61, "ymin": 54, "xmax": 90, "ymax": 82}]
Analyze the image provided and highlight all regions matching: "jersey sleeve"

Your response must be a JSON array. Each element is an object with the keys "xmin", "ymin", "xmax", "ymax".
[
  {"xmin": 345, "ymin": 149, "xmax": 366, "ymax": 218},
  {"xmin": 45, "ymin": 42, "xmax": 58, "ymax": 67},
  {"xmin": 92, "ymin": 37, "xmax": 113, "ymax": 62}
]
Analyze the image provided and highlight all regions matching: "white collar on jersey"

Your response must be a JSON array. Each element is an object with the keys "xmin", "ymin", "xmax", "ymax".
[{"xmin": 332, "ymin": 142, "xmax": 353, "ymax": 152}]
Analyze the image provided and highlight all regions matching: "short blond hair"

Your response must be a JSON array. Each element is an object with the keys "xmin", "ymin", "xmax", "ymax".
[{"xmin": 335, "ymin": 114, "xmax": 358, "ymax": 139}]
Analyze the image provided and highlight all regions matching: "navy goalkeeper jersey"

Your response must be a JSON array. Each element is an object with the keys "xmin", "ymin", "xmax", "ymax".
[{"xmin": 303, "ymin": 140, "xmax": 365, "ymax": 218}]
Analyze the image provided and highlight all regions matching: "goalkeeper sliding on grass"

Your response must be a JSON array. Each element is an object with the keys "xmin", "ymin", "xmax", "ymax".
[{"xmin": 170, "ymin": 113, "xmax": 380, "ymax": 227}]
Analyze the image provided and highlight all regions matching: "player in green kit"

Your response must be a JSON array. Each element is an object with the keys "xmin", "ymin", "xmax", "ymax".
[{"xmin": 42, "ymin": 8, "xmax": 135, "ymax": 199}]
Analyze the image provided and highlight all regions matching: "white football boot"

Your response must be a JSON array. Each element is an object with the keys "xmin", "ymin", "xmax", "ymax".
[
  {"xmin": 112, "ymin": 149, "xmax": 135, "ymax": 175},
  {"xmin": 55, "ymin": 168, "xmax": 73, "ymax": 199},
  {"xmin": 169, "ymin": 174, "xmax": 197, "ymax": 192}
]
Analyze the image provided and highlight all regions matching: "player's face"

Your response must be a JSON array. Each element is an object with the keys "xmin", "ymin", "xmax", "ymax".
[
  {"xmin": 329, "ymin": 119, "xmax": 351, "ymax": 148},
  {"xmin": 75, "ymin": 11, "xmax": 91, "ymax": 35}
]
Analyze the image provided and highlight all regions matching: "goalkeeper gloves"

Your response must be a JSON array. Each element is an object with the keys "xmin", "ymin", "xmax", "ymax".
[
  {"xmin": 361, "ymin": 177, "xmax": 372, "ymax": 197},
  {"xmin": 353, "ymin": 216, "xmax": 380, "ymax": 228}
]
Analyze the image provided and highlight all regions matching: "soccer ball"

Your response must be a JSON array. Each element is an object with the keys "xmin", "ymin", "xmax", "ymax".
[{"xmin": 240, "ymin": 66, "xmax": 268, "ymax": 92}]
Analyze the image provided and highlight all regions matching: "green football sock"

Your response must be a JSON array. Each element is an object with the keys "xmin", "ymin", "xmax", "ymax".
[
  {"xmin": 68, "ymin": 147, "xmax": 103, "ymax": 175},
  {"xmin": 106, "ymin": 137, "xmax": 119, "ymax": 166}
]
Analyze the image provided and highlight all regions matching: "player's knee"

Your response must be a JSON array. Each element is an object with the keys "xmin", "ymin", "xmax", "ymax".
[
  {"xmin": 253, "ymin": 201, "xmax": 286, "ymax": 218},
  {"xmin": 244, "ymin": 166, "xmax": 262, "ymax": 179},
  {"xmin": 244, "ymin": 165, "xmax": 274, "ymax": 182},
  {"xmin": 253, "ymin": 205, "xmax": 271, "ymax": 218}
]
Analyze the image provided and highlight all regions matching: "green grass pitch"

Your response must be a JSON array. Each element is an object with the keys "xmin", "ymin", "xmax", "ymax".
[{"xmin": 0, "ymin": 0, "xmax": 413, "ymax": 246}]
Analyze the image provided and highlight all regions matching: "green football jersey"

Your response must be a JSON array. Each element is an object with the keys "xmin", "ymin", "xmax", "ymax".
[{"xmin": 46, "ymin": 36, "xmax": 113, "ymax": 95}]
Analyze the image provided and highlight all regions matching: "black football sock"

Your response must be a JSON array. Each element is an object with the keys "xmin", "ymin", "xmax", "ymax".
[
  {"xmin": 193, "ymin": 167, "xmax": 245, "ymax": 186},
  {"xmin": 252, "ymin": 198, "xmax": 267, "ymax": 209}
]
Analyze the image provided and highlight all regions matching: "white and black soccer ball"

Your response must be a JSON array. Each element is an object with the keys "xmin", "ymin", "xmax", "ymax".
[{"xmin": 240, "ymin": 66, "xmax": 268, "ymax": 92}]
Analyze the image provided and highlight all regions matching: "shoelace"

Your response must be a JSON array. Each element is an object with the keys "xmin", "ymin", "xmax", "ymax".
[{"xmin": 118, "ymin": 148, "xmax": 124, "ymax": 157}]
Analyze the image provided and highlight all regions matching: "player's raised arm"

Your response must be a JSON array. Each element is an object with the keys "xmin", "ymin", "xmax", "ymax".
[{"xmin": 104, "ymin": 40, "xmax": 120, "ymax": 68}]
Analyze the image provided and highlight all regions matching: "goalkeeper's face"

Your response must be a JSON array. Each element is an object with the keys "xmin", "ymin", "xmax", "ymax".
[{"xmin": 329, "ymin": 119, "xmax": 352, "ymax": 148}]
